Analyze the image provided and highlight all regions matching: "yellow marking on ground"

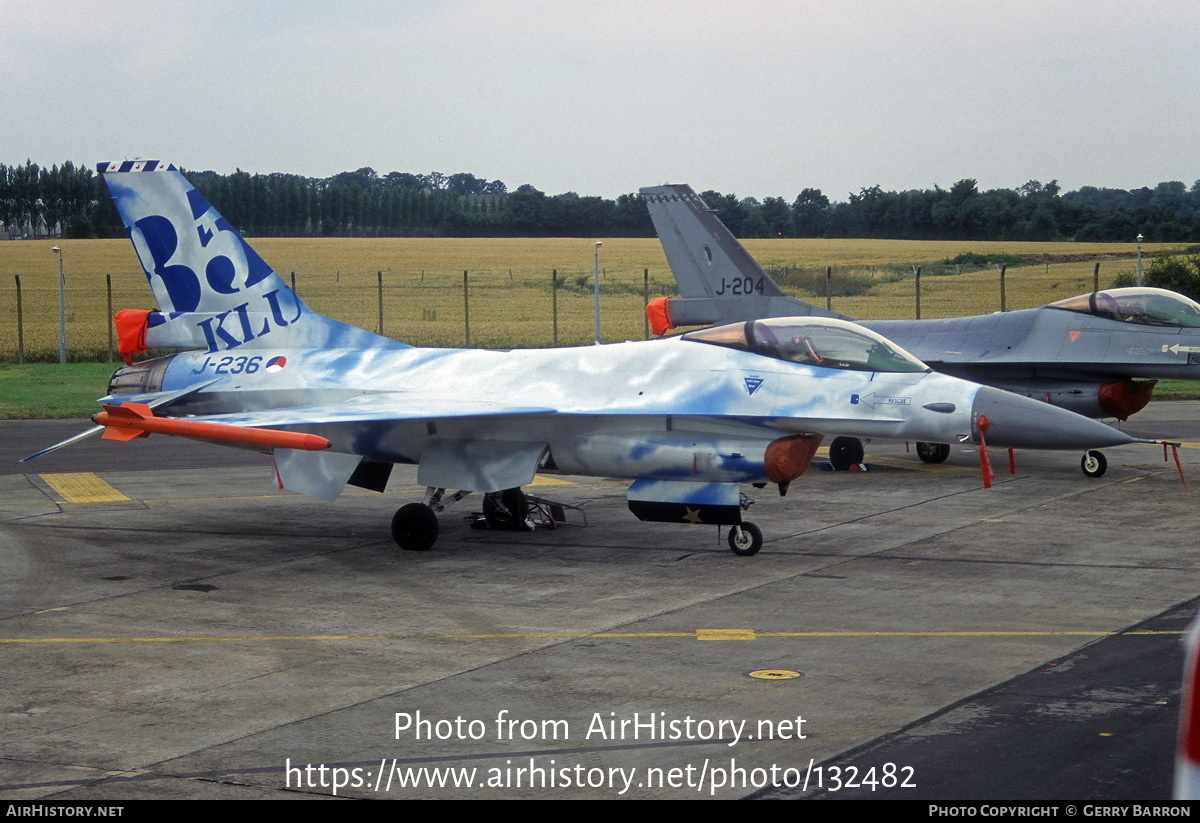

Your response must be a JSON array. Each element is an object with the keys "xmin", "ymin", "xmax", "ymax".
[
  {"xmin": 529, "ymin": 475, "xmax": 578, "ymax": 487},
  {"xmin": 40, "ymin": 473, "xmax": 131, "ymax": 504},
  {"xmin": 697, "ymin": 629, "xmax": 758, "ymax": 641},
  {"xmin": 750, "ymin": 670, "xmax": 802, "ymax": 680},
  {"xmin": 1, "ymin": 629, "xmax": 1182, "ymax": 644}
]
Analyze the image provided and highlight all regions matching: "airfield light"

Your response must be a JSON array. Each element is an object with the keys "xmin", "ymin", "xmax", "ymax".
[
  {"xmin": 1137, "ymin": 234, "xmax": 1145, "ymax": 287},
  {"xmin": 594, "ymin": 241, "xmax": 603, "ymax": 345},
  {"xmin": 51, "ymin": 245, "xmax": 65, "ymax": 364}
]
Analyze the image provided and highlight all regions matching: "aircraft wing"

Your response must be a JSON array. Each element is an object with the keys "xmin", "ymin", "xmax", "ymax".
[{"xmin": 175, "ymin": 394, "xmax": 559, "ymax": 428}]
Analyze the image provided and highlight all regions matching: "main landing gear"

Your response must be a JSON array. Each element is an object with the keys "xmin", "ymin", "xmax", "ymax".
[
  {"xmin": 389, "ymin": 486, "xmax": 585, "ymax": 551},
  {"xmin": 390, "ymin": 487, "xmax": 470, "ymax": 551},
  {"xmin": 828, "ymin": 436, "xmax": 865, "ymax": 471},
  {"xmin": 916, "ymin": 442, "xmax": 951, "ymax": 464},
  {"xmin": 391, "ymin": 503, "xmax": 439, "ymax": 551}
]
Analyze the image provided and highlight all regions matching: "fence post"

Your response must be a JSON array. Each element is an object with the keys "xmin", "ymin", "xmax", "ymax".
[
  {"xmin": 825, "ymin": 266, "xmax": 832, "ymax": 312},
  {"xmin": 463, "ymin": 270, "xmax": 470, "ymax": 347},
  {"xmin": 998, "ymin": 264, "xmax": 1007, "ymax": 312},
  {"xmin": 106, "ymin": 274, "xmax": 114, "ymax": 362},
  {"xmin": 912, "ymin": 265, "xmax": 922, "ymax": 319},
  {"xmin": 551, "ymin": 270, "xmax": 558, "ymax": 346},
  {"xmin": 377, "ymin": 271, "xmax": 384, "ymax": 335},
  {"xmin": 15, "ymin": 275, "xmax": 24, "ymax": 364},
  {"xmin": 643, "ymin": 268, "xmax": 650, "ymax": 340},
  {"xmin": 290, "ymin": 271, "xmax": 296, "ymax": 294},
  {"xmin": 1093, "ymin": 261, "xmax": 1100, "ymax": 292}
]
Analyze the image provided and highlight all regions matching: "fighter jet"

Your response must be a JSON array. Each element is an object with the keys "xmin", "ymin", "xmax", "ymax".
[
  {"xmin": 26, "ymin": 163, "xmax": 1137, "ymax": 556},
  {"xmin": 641, "ymin": 184, "xmax": 1200, "ymax": 475}
]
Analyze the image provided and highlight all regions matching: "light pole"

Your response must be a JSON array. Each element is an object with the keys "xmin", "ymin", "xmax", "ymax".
[
  {"xmin": 51, "ymin": 245, "xmax": 66, "ymax": 364},
  {"xmin": 1136, "ymin": 233, "xmax": 1145, "ymax": 287},
  {"xmin": 593, "ymin": 241, "xmax": 603, "ymax": 345}
]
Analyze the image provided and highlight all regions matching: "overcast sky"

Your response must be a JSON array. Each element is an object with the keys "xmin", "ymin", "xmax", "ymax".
[{"xmin": 4, "ymin": 0, "xmax": 1198, "ymax": 202}]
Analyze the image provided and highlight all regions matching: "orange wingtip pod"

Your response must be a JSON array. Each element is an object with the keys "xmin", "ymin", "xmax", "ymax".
[{"xmin": 94, "ymin": 404, "xmax": 331, "ymax": 451}]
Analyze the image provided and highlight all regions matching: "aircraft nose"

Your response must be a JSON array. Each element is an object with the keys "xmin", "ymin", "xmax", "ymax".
[{"xmin": 970, "ymin": 386, "xmax": 1137, "ymax": 450}]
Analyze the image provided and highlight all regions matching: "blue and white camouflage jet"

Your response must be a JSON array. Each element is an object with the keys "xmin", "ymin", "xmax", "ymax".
[
  {"xmin": 641, "ymin": 183, "xmax": 1200, "ymax": 475},
  {"xmin": 27, "ymin": 163, "xmax": 1137, "ymax": 555}
]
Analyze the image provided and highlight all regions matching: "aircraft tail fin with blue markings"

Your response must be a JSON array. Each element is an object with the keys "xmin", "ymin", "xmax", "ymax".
[{"xmin": 100, "ymin": 161, "xmax": 406, "ymax": 354}]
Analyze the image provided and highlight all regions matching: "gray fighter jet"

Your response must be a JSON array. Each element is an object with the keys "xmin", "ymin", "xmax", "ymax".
[{"xmin": 642, "ymin": 184, "xmax": 1200, "ymax": 475}]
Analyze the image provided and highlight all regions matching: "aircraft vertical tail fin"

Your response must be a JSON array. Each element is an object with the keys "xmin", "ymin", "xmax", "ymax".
[
  {"xmin": 640, "ymin": 184, "xmax": 844, "ymax": 330},
  {"xmin": 100, "ymin": 161, "xmax": 406, "ymax": 353},
  {"xmin": 641, "ymin": 184, "xmax": 785, "ymax": 299}
]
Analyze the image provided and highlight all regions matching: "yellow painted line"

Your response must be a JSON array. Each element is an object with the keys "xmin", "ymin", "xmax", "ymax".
[
  {"xmin": 40, "ymin": 473, "xmax": 131, "ymax": 504},
  {"xmin": 1, "ymin": 629, "xmax": 1183, "ymax": 644},
  {"xmin": 697, "ymin": 629, "xmax": 758, "ymax": 640}
]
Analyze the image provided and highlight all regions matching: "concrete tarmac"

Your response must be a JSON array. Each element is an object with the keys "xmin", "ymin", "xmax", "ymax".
[{"xmin": 2, "ymin": 404, "xmax": 1199, "ymax": 800}]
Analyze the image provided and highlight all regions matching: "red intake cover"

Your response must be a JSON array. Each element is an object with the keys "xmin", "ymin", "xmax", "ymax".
[
  {"xmin": 1098, "ymin": 380, "xmax": 1157, "ymax": 420},
  {"xmin": 765, "ymin": 434, "xmax": 824, "ymax": 483}
]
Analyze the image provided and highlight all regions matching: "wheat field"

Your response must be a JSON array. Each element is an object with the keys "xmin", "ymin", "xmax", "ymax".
[{"xmin": 0, "ymin": 236, "xmax": 1184, "ymax": 361}]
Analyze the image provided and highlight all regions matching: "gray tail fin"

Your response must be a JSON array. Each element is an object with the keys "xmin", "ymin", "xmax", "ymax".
[{"xmin": 640, "ymin": 184, "xmax": 842, "ymax": 330}]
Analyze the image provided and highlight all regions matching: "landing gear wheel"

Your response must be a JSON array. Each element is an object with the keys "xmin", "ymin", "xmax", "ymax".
[
  {"xmin": 916, "ymin": 442, "xmax": 951, "ymax": 464},
  {"xmin": 828, "ymin": 436, "xmax": 865, "ymax": 471},
  {"xmin": 391, "ymin": 503, "xmax": 439, "ymax": 551},
  {"xmin": 482, "ymin": 488, "xmax": 529, "ymax": 530},
  {"xmin": 727, "ymin": 522, "xmax": 763, "ymax": 556},
  {"xmin": 1081, "ymin": 450, "xmax": 1107, "ymax": 478}
]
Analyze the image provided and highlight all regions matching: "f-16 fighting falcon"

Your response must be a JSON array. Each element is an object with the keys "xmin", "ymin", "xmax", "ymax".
[
  {"xmin": 641, "ymin": 183, "xmax": 1199, "ymax": 476},
  {"xmin": 25, "ymin": 164, "xmax": 1137, "ymax": 555}
]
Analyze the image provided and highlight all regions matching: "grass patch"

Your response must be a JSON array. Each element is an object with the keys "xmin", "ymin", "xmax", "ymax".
[
  {"xmin": 1151, "ymin": 380, "xmax": 1200, "ymax": 401},
  {"xmin": 1, "ymin": 362, "xmax": 1197, "ymax": 421},
  {"xmin": 0, "ymin": 363, "xmax": 115, "ymax": 419}
]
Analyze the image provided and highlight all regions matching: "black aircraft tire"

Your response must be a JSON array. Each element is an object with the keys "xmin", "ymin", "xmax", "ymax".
[
  {"xmin": 727, "ymin": 522, "xmax": 763, "ymax": 556},
  {"xmin": 392, "ymin": 503, "xmax": 439, "ymax": 551},
  {"xmin": 483, "ymin": 488, "xmax": 528, "ymax": 530},
  {"xmin": 828, "ymin": 436, "xmax": 865, "ymax": 471},
  {"xmin": 916, "ymin": 442, "xmax": 951, "ymax": 464},
  {"xmin": 1081, "ymin": 450, "xmax": 1108, "ymax": 478}
]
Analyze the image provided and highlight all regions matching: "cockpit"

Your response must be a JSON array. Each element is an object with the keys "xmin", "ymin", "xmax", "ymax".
[
  {"xmin": 682, "ymin": 317, "xmax": 930, "ymax": 373},
  {"xmin": 1046, "ymin": 287, "xmax": 1200, "ymax": 328}
]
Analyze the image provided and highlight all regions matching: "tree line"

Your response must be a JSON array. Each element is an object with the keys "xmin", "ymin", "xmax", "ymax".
[{"xmin": 4, "ymin": 159, "xmax": 1200, "ymax": 243}]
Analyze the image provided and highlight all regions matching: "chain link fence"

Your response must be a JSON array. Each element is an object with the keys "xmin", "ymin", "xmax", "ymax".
[{"xmin": 1, "ymin": 259, "xmax": 1132, "ymax": 362}]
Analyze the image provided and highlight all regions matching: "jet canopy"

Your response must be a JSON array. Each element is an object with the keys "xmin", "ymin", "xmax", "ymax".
[
  {"xmin": 682, "ymin": 317, "xmax": 930, "ymax": 373},
  {"xmin": 1046, "ymin": 287, "xmax": 1200, "ymax": 328}
]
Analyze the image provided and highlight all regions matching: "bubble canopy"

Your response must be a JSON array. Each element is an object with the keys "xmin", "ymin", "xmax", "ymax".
[
  {"xmin": 681, "ymin": 317, "xmax": 931, "ymax": 373},
  {"xmin": 1047, "ymin": 287, "xmax": 1200, "ymax": 328}
]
